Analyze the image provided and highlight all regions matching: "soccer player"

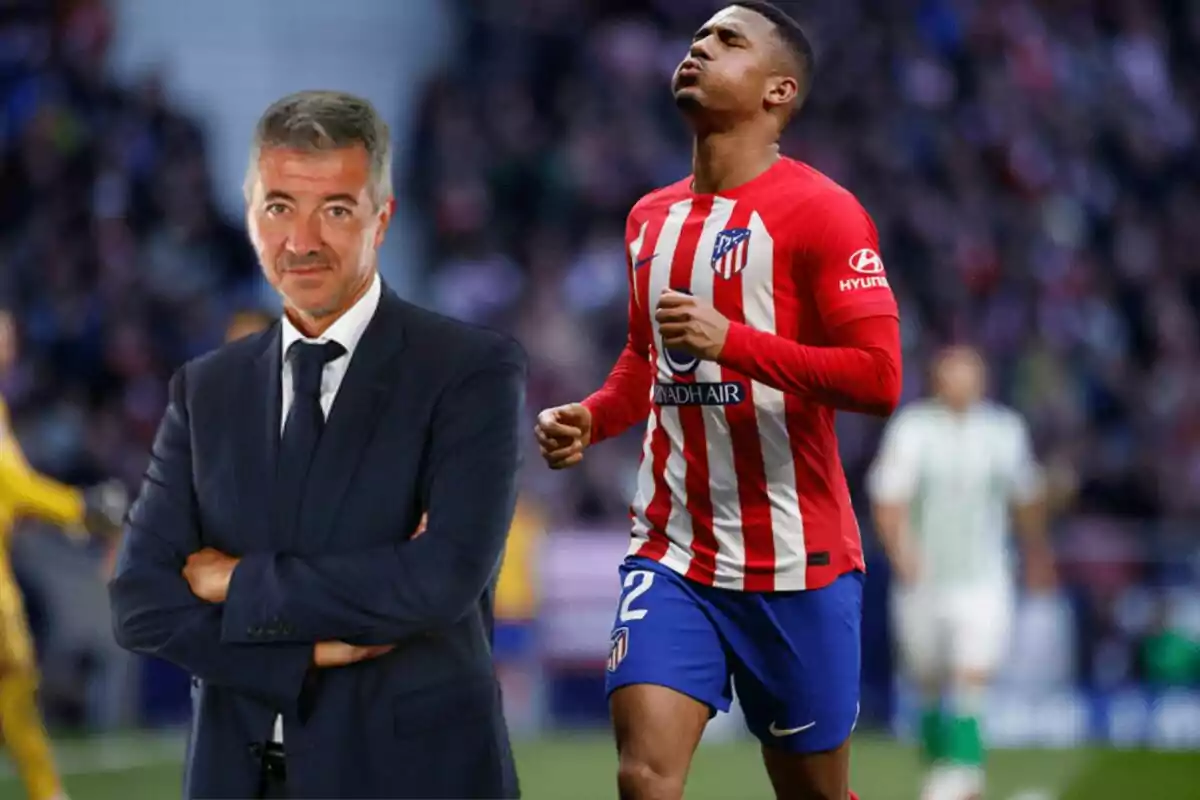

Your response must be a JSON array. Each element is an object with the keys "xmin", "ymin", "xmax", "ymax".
[
  {"xmin": 867, "ymin": 346, "xmax": 1055, "ymax": 800},
  {"xmin": 0, "ymin": 309, "xmax": 127, "ymax": 800},
  {"xmin": 534, "ymin": 3, "xmax": 901, "ymax": 798}
]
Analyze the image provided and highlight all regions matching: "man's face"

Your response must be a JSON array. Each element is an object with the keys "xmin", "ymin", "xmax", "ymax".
[
  {"xmin": 934, "ymin": 348, "xmax": 985, "ymax": 410},
  {"xmin": 246, "ymin": 144, "xmax": 392, "ymax": 321},
  {"xmin": 672, "ymin": 6, "xmax": 785, "ymax": 119}
]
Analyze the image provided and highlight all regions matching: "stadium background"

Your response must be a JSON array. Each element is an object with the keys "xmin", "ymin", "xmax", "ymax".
[{"xmin": 1, "ymin": 0, "xmax": 1198, "ymax": 797}]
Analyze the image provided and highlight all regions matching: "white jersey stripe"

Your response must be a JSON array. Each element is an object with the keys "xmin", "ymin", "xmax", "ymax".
[
  {"xmin": 739, "ymin": 211, "xmax": 807, "ymax": 590},
  {"xmin": 637, "ymin": 200, "xmax": 695, "ymax": 562},
  {"xmin": 627, "ymin": 217, "xmax": 656, "ymax": 551},
  {"xmin": 629, "ymin": 403, "xmax": 659, "ymax": 547},
  {"xmin": 691, "ymin": 197, "xmax": 746, "ymax": 591},
  {"xmin": 657, "ymin": 405, "xmax": 693, "ymax": 563},
  {"xmin": 650, "ymin": 201, "xmax": 693, "ymax": 381},
  {"xmin": 628, "ymin": 220, "xmax": 648, "ymax": 308}
]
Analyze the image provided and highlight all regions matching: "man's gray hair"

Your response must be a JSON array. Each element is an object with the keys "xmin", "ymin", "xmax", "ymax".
[{"xmin": 245, "ymin": 90, "xmax": 393, "ymax": 207}]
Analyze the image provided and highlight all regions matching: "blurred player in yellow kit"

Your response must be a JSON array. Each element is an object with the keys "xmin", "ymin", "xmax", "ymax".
[{"xmin": 0, "ymin": 310, "xmax": 126, "ymax": 800}]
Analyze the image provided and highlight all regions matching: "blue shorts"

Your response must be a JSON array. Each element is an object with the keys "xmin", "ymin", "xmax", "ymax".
[{"xmin": 605, "ymin": 556, "xmax": 863, "ymax": 753}]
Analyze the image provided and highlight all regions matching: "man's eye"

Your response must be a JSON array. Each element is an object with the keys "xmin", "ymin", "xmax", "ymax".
[
  {"xmin": 327, "ymin": 206, "xmax": 351, "ymax": 218},
  {"xmin": 265, "ymin": 203, "xmax": 288, "ymax": 215}
]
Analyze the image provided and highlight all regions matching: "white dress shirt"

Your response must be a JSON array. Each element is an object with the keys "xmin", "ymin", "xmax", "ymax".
[{"xmin": 271, "ymin": 271, "xmax": 382, "ymax": 743}]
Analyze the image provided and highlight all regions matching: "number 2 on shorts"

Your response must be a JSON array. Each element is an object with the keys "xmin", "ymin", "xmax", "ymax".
[{"xmin": 618, "ymin": 570, "xmax": 655, "ymax": 622}]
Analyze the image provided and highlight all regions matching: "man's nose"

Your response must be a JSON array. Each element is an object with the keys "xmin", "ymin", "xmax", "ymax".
[{"xmin": 285, "ymin": 215, "xmax": 323, "ymax": 254}]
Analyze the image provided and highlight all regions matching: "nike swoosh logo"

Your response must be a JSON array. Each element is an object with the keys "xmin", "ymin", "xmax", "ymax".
[
  {"xmin": 768, "ymin": 720, "xmax": 816, "ymax": 737},
  {"xmin": 634, "ymin": 254, "xmax": 656, "ymax": 269}
]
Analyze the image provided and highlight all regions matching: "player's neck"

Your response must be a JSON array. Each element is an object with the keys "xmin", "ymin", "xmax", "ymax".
[{"xmin": 690, "ymin": 130, "xmax": 780, "ymax": 195}]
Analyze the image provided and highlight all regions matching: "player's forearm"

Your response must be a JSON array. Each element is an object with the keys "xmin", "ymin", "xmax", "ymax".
[
  {"xmin": 872, "ymin": 502, "xmax": 911, "ymax": 572},
  {"xmin": 581, "ymin": 342, "xmax": 653, "ymax": 445},
  {"xmin": 717, "ymin": 316, "xmax": 902, "ymax": 415},
  {"xmin": 1013, "ymin": 498, "xmax": 1051, "ymax": 560}
]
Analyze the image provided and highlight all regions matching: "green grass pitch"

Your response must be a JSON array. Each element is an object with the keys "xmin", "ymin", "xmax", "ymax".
[{"xmin": 1, "ymin": 730, "xmax": 1196, "ymax": 799}]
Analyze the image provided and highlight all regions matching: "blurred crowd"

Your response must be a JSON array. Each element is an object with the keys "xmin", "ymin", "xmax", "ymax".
[
  {"xmin": 408, "ymin": 0, "xmax": 1200, "ymax": 540},
  {"xmin": 0, "ymin": 0, "xmax": 260, "ymax": 494}
]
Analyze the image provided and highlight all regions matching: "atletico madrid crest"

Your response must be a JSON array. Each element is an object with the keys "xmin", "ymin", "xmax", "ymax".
[
  {"xmin": 711, "ymin": 227, "xmax": 752, "ymax": 279},
  {"xmin": 607, "ymin": 627, "xmax": 630, "ymax": 672}
]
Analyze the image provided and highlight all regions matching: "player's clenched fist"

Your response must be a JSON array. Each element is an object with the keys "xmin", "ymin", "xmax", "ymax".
[
  {"xmin": 655, "ymin": 289, "xmax": 731, "ymax": 361},
  {"xmin": 535, "ymin": 403, "xmax": 592, "ymax": 469}
]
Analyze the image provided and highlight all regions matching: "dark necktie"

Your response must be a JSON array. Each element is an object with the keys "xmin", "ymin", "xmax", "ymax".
[{"xmin": 276, "ymin": 340, "xmax": 345, "ymax": 535}]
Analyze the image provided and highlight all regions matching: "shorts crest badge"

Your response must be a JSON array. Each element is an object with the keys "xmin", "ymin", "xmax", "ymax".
[{"xmin": 607, "ymin": 626, "xmax": 630, "ymax": 672}]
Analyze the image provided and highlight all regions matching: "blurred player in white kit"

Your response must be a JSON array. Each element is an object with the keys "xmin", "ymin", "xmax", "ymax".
[{"xmin": 867, "ymin": 346, "xmax": 1056, "ymax": 800}]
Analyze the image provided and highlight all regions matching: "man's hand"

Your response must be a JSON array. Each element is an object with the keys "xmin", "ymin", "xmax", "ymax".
[
  {"xmin": 654, "ymin": 289, "xmax": 731, "ymax": 361},
  {"xmin": 183, "ymin": 548, "xmax": 240, "ymax": 603},
  {"xmin": 535, "ymin": 403, "xmax": 592, "ymax": 470},
  {"xmin": 312, "ymin": 641, "xmax": 396, "ymax": 668},
  {"xmin": 412, "ymin": 512, "xmax": 428, "ymax": 539}
]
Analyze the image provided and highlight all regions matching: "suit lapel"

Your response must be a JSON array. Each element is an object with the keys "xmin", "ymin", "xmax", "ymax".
[
  {"xmin": 300, "ymin": 289, "xmax": 408, "ymax": 546},
  {"xmin": 234, "ymin": 325, "xmax": 283, "ymax": 547}
]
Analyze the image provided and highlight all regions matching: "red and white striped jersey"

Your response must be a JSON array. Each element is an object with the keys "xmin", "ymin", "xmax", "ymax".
[{"xmin": 592, "ymin": 157, "xmax": 899, "ymax": 592}]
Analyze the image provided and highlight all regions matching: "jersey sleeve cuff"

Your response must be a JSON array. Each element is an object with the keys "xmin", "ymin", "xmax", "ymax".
[
  {"xmin": 717, "ymin": 322, "xmax": 759, "ymax": 374},
  {"xmin": 580, "ymin": 395, "xmax": 608, "ymax": 445}
]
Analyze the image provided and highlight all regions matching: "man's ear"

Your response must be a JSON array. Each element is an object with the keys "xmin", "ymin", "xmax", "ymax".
[
  {"xmin": 373, "ymin": 197, "xmax": 395, "ymax": 250},
  {"xmin": 765, "ymin": 74, "xmax": 799, "ymax": 111}
]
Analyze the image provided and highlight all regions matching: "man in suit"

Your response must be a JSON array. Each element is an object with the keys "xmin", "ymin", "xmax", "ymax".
[{"xmin": 107, "ymin": 90, "xmax": 526, "ymax": 799}]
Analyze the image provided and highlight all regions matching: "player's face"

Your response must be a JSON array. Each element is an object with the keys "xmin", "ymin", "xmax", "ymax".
[
  {"xmin": 933, "ymin": 349, "xmax": 985, "ymax": 410},
  {"xmin": 246, "ymin": 145, "xmax": 392, "ymax": 324},
  {"xmin": 0, "ymin": 311, "xmax": 15, "ymax": 377},
  {"xmin": 672, "ymin": 7, "xmax": 791, "ymax": 121}
]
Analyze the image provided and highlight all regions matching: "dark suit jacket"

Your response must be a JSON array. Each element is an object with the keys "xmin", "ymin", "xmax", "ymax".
[{"xmin": 108, "ymin": 287, "xmax": 526, "ymax": 799}]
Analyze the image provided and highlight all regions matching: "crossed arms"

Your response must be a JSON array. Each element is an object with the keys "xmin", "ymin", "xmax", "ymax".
[{"xmin": 107, "ymin": 339, "xmax": 526, "ymax": 715}]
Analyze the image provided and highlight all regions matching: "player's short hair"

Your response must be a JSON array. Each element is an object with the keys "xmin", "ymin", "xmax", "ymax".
[
  {"xmin": 731, "ymin": 1, "xmax": 816, "ymax": 105},
  {"xmin": 245, "ymin": 90, "xmax": 393, "ymax": 208}
]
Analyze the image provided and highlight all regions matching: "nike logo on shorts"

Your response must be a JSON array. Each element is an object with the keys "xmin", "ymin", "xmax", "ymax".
[{"xmin": 768, "ymin": 720, "xmax": 816, "ymax": 737}]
